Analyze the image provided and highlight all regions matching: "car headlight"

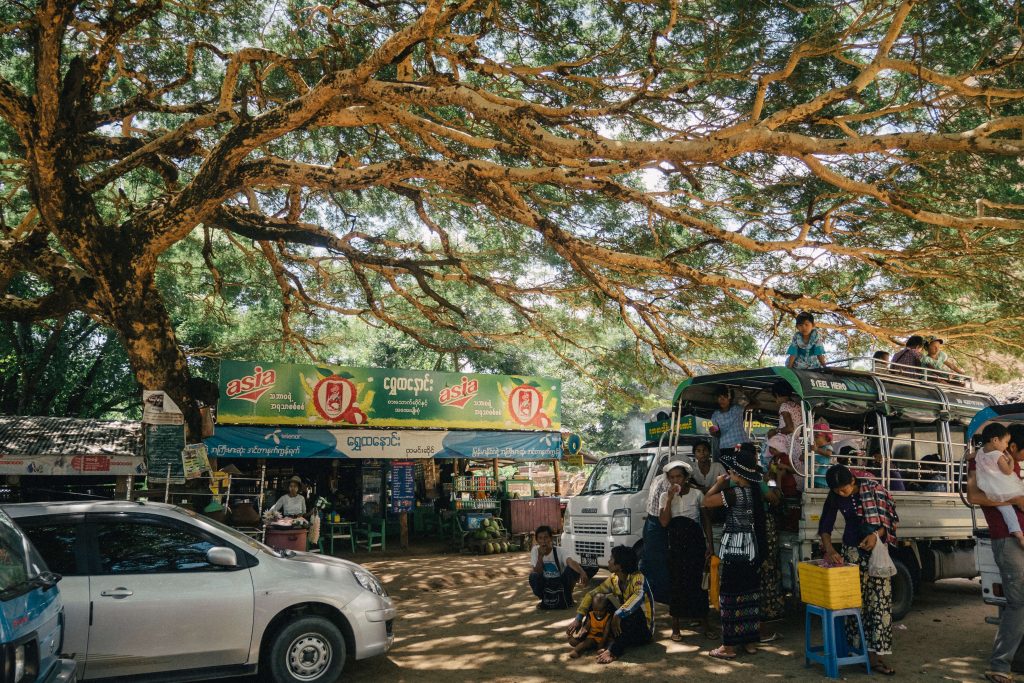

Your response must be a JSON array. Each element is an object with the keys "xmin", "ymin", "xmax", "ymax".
[
  {"xmin": 611, "ymin": 508, "xmax": 631, "ymax": 535},
  {"xmin": 12, "ymin": 643, "xmax": 24, "ymax": 683},
  {"xmin": 354, "ymin": 570, "xmax": 387, "ymax": 596}
]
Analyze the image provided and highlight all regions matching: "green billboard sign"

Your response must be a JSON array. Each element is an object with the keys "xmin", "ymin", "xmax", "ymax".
[{"xmin": 217, "ymin": 360, "xmax": 561, "ymax": 431}]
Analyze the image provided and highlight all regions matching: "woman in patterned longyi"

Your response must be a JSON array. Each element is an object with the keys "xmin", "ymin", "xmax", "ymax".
[
  {"xmin": 818, "ymin": 464, "xmax": 899, "ymax": 676},
  {"xmin": 702, "ymin": 444, "xmax": 768, "ymax": 660}
]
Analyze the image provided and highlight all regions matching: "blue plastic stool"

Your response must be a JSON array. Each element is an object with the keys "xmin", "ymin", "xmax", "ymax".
[{"xmin": 804, "ymin": 604, "xmax": 872, "ymax": 678}]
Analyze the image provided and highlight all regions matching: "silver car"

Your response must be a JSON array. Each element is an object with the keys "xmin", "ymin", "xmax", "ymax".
[{"xmin": 4, "ymin": 500, "xmax": 395, "ymax": 682}]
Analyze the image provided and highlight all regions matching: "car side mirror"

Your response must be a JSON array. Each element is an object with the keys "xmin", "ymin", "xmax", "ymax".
[
  {"xmin": 34, "ymin": 571, "xmax": 62, "ymax": 591},
  {"xmin": 206, "ymin": 546, "xmax": 238, "ymax": 568}
]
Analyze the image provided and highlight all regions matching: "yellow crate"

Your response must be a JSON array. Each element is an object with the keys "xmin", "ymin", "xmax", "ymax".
[{"xmin": 797, "ymin": 561, "xmax": 862, "ymax": 610}]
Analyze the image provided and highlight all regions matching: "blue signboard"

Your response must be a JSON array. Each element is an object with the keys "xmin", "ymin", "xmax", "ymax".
[
  {"xmin": 391, "ymin": 461, "xmax": 416, "ymax": 513},
  {"xmin": 204, "ymin": 426, "xmax": 562, "ymax": 460}
]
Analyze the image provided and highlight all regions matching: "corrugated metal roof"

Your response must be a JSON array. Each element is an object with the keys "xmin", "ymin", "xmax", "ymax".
[{"xmin": 0, "ymin": 416, "xmax": 142, "ymax": 458}]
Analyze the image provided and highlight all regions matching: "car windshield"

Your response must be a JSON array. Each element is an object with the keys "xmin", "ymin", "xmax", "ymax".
[
  {"xmin": 177, "ymin": 508, "xmax": 282, "ymax": 557},
  {"xmin": 0, "ymin": 514, "xmax": 30, "ymax": 593},
  {"xmin": 581, "ymin": 453, "xmax": 655, "ymax": 495}
]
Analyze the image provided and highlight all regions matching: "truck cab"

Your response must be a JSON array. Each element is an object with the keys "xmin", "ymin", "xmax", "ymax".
[
  {"xmin": 0, "ymin": 508, "xmax": 75, "ymax": 683},
  {"xmin": 561, "ymin": 447, "xmax": 661, "ymax": 571},
  {"xmin": 561, "ymin": 421, "xmax": 714, "ymax": 572}
]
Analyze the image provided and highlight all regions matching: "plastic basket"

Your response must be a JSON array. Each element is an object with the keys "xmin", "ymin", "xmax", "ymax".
[{"xmin": 797, "ymin": 560, "xmax": 862, "ymax": 610}]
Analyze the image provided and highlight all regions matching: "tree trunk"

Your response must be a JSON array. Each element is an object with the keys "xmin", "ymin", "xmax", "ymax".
[{"xmin": 106, "ymin": 273, "xmax": 199, "ymax": 440}]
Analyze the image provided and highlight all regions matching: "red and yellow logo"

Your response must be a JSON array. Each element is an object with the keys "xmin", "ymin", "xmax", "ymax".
[
  {"xmin": 507, "ymin": 384, "xmax": 551, "ymax": 428},
  {"xmin": 312, "ymin": 375, "xmax": 367, "ymax": 424}
]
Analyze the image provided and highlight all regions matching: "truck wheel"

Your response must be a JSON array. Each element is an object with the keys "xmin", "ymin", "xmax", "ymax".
[
  {"xmin": 891, "ymin": 558, "xmax": 914, "ymax": 622},
  {"xmin": 263, "ymin": 616, "xmax": 346, "ymax": 683}
]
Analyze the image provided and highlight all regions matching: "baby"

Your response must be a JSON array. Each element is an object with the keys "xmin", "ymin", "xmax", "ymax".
[
  {"xmin": 811, "ymin": 421, "xmax": 834, "ymax": 489},
  {"xmin": 975, "ymin": 423, "xmax": 1024, "ymax": 548},
  {"xmin": 568, "ymin": 593, "xmax": 612, "ymax": 658}
]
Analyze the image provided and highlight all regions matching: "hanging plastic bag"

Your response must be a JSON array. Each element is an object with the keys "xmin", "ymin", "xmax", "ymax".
[{"xmin": 868, "ymin": 534, "xmax": 897, "ymax": 578}]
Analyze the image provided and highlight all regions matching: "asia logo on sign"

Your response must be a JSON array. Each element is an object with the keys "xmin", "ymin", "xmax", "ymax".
[
  {"xmin": 225, "ymin": 366, "xmax": 277, "ymax": 403},
  {"xmin": 439, "ymin": 376, "xmax": 479, "ymax": 409},
  {"xmin": 312, "ymin": 375, "xmax": 367, "ymax": 424},
  {"xmin": 507, "ymin": 384, "xmax": 551, "ymax": 428}
]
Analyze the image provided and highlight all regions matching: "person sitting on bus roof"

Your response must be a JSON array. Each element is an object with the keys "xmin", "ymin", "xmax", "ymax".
[
  {"xmin": 921, "ymin": 336, "xmax": 965, "ymax": 382},
  {"xmin": 872, "ymin": 350, "xmax": 890, "ymax": 372},
  {"xmin": 785, "ymin": 312, "xmax": 826, "ymax": 370},
  {"xmin": 890, "ymin": 335, "xmax": 925, "ymax": 377}
]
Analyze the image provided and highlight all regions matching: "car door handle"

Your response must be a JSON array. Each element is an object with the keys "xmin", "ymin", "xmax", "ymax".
[{"xmin": 100, "ymin": 587, "xmax": 134, "ymax": 599}]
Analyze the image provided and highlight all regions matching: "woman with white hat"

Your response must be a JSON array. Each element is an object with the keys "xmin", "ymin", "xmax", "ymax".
[
  {"xmin": 658, "ymin": 459, "xmax": 713, "ymax": 641},
  {"xmin": 703, "ymin": 444, "xmax": 769, "ymax": 659}
]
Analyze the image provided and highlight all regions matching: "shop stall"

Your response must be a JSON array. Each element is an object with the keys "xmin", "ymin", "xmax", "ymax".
[
  {"xmin": 204, "ymin": 359, "xmax": 565, "ymax": 552},
  {"xmin": 0, "ymin": 416, "xmax": 145, "ymax": 502}
]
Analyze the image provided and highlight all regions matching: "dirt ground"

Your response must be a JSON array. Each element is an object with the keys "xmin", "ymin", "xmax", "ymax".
[{"xmin": 341, "ymin": 546, "xmax": 1006, "ymax": 682}]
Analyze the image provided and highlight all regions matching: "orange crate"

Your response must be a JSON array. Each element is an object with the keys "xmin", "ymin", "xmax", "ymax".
[{"xmin": 798, "ymin": 560, "xmax": 861, "ymax": 610}]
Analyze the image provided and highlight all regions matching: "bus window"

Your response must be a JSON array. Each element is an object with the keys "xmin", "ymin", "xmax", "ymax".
[{"xmin": 886, "ymin": 419, "xmax": 948, "ymax": 492}]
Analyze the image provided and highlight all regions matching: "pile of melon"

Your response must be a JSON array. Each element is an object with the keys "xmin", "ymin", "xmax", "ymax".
[{"xmin": 471, "ymin": 518, "xmax": 510, "ymax": 554}]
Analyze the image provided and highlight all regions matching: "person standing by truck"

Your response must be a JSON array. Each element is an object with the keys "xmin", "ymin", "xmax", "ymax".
[
  {"xmin": 818, "ymin": 464, "xmax": 899, "ymax": 676},
  {"xmin": 641, "ymin": 460, "xmax": 672, "ymax": 603},
  {"xmin": 967, "ymin": 424, "xmax": 1024, "ymax": 683},
  {"xmin": 658, "ymin": 460, "xmax": 713, "ymax": 641},
  {"xmin": 703, "ymin": 445, "xmax": 769, "ymax": 659}
]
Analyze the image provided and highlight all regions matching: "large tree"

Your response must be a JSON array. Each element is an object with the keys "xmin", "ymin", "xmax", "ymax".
[{"xmin": 2, "ymin": 0, "xmax": 1024, "ymax": 428}]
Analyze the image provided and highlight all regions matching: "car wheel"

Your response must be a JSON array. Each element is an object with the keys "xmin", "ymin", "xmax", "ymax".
[
  {"xmin": 891, "ymin": 558, "xmax": 914, "ymax": 622},
  {"xmin": 263, "ymin": 615, "xmax": 346, "ymax": 683}
]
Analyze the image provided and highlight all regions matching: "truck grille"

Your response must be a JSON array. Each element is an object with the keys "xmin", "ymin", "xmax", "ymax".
[
  {"xmin": 575, "ymin": 540, "xmax": 606, "ymax": 557},
  {"xmin": 573, "ymin": 522, "xmax": 609, "ymax": 536}
]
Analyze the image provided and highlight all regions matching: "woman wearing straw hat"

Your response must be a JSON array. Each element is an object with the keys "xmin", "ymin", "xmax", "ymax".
[
  {"xmin": 658, "ymin": 459, "xmax": 714, "ymax": 641},
  {"xmin": 702, "ymin": 444, "xmax": 768, "ymax": 659},
  {"xmin": 268, "ymin": 475, "xmax": 308, "ymax": 518}
]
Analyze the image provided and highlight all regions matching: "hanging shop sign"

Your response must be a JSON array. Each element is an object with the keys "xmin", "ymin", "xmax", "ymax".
[
  {"xmin": 181, "ymin": 443, "xmax": 211, "ymax": 480},
  {"xmin": 145, "ymin": 424, "xmax": 186, "ymax": 483},
  {"xmin": 0, "ymin": 455, "xmax": 145, "ymax": 476},
  {"xmin": 205, "ymin": 426, "xmax": 563, "ymax": 461},
  {"xmin": 216, "ymin": 360, "xmax": 560, "ymax": 431}
]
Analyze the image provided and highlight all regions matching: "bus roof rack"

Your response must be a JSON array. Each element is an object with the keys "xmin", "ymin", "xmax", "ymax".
[{"xmin": 823, "ymin": 356, "xmax": 973, "ymax": 391}]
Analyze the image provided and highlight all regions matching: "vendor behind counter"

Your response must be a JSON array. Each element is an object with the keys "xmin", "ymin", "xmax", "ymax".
[{"xmin": 268, "ymin": 475, "xmax": 308, "ymax": 517}]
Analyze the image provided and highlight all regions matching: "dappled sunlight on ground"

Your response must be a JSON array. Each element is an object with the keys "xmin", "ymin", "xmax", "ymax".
[{"xmin": 330, "ymin": 551, "xmax": 1007, "ymax": 682}]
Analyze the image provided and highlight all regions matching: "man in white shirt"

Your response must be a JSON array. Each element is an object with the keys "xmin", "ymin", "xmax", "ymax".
[{"xmin": 529, "ymin": 525, "xmax": 586, "ymax": 609}]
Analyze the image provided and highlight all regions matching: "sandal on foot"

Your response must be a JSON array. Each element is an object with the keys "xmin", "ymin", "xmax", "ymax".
[
  {"xmin": 708, "ymin": 646, "xmax": 737, "ymax": 660},
  {"xmin": 670, "ymin": 633, "xmax": 684, "ymax": 642},
  {"xmin": 985, "ymin": 672, "xmax": 1012, "ymax": 683},
  {"xmin": 874, "ymin": 662, "xmax": 896, "ymax": 676},
  {"xmin": 759, "ymin": 632, "xmax": 781, "ymax": 643}
]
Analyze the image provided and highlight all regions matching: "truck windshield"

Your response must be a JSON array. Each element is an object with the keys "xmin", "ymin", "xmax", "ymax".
[
  {"xmin": 582, "ymin": 453, "xmax": 655, "ymax": 495},
  {"xmin": 0, "ymin": 515, "xmax": 29, "ymax": 593}
]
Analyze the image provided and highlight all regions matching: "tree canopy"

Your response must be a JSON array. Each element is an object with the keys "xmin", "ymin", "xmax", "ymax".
[{"xmin": 2, "ymin": 0, "xmax": 1024, "ymax": 429}]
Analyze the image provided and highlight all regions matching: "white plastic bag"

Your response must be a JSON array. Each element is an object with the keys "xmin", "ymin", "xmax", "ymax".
[{"xmin": 868, "ymin": 534, "xmax": 897, "ymax": 578}]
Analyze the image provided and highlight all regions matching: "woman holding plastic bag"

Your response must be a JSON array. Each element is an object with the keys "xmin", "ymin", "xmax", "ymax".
[{"xmin": 817, "ymin": 464, "xmax": 900, "ymax": 676}]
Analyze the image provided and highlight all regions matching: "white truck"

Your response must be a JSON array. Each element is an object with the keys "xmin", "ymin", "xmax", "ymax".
[{"xmin": 564, "ymin": 363, "xmax": 996, "ymax": 619}]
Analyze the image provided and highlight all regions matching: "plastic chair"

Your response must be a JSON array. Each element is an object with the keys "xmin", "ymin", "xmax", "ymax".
[
  {"xmin": 804, "ymin": 604, "xmax": 872, "ymax": 678},
  {"xmin": 356, "ymin": 518, "xmax": 386, "ymax": 551}
]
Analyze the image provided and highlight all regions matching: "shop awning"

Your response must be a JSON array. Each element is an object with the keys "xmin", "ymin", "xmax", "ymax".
[
  {"xmin": 205, "ymin": 426, "xmax": 562, "ymax": 460},
  {"xmin": 0, "ymin": 416, "xmax": 145, "ymax": 476}
]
